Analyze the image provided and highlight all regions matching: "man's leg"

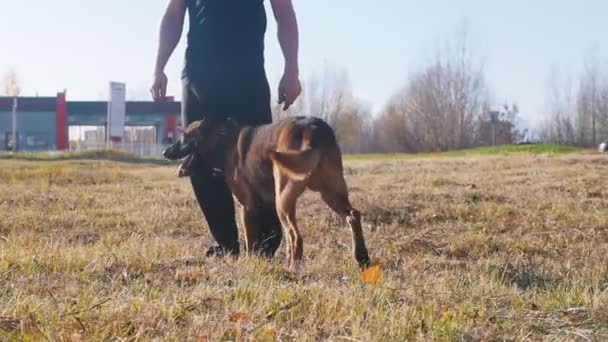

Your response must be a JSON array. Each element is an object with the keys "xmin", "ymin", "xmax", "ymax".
[
  {"xmin": 182, "ymin": 78, "xmax": 240, "ymax": 256},
  {"xmin": 189, "ymin": 159, "xmax": 240, "ymax": 256},
  {"xmin": 245, "ymin": 205, "xmax": 283, "ymax": 258}
]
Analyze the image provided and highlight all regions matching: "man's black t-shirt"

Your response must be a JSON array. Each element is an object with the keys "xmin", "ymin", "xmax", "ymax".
[{"xmin": 183, "ymin": 0, "xmax": 267, "ymax": 83}]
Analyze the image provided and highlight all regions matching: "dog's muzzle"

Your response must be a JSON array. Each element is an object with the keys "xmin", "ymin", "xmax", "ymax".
[{"xmin": 162, "ymin": 141, "xmax": 193, "ymax": 160}]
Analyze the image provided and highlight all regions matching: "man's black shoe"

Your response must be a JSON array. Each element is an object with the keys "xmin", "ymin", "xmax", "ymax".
[{"xmin": 205, "ymin": 245, "xmax": 239, "ymax": 258}]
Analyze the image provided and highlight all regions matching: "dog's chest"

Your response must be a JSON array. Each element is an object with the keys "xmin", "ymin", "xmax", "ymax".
[{"xmin": 231, "ymin": 157, "xmax": 275, "ymax": 208}]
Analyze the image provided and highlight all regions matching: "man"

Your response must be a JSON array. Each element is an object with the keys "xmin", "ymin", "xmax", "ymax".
[{"xmin": 151, "ymin": 0, "xmax": 302, "ymax": 257}]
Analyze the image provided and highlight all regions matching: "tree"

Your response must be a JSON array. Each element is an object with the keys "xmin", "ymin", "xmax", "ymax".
[
  {"xmin": 577, "ymin": 58, "xmax": 608, "ymax": 147},
  {"xmin": 306, "ymin": 63, "xmax": 354, "ymax": 129},
  {"xmin": 373, "ymin": 100, "xmax": 415, "ymax": 152},
  {"xmin": 277, "ymin": 63, "xmax": 372, "ymax": 153},
  {"xmin": 600, "ymin": 78, "xmax": 608, "ymax": 142},
  {"xmin": 2, "ymin": 70, "xmax": 21, "ymax": 97},
  {"xmin": 379, "ymin": 26, "xmax": 490, "ymax": 152},
  {"xmin": 539, "ymin": 57, "xmax": 608, "ymax": 146},
  {"xmin": 538, "ymin": 68, "xmax": 578, "ymax": 145},
  {"xmin": 476, "ymin": 103, "xmax": 525, "ymax": 146}
]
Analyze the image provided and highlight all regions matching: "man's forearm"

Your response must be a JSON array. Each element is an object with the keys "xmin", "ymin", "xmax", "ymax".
[
  {"xmin": 276, "ymin": 7, "xmax": 299, "ymax": 75},
  {"xmin": 154, "ymin": 12, "xmax": 183, "ymax": 75}
]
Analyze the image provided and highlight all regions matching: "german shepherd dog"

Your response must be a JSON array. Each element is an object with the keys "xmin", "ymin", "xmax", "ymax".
[{"xmin": 163, "ymin": 116, "xmax": 371, "ymax": 270}]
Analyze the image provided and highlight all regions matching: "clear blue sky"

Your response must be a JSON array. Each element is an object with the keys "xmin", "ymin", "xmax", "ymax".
[{"xmin": 1, "ymin": 0, "xmax": 607, "ymax": 129}]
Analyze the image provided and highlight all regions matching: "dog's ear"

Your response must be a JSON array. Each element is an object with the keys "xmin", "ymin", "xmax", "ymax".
[{"xmin": 182, "ymin": 120, "xmax": 204, "ymax": 139}]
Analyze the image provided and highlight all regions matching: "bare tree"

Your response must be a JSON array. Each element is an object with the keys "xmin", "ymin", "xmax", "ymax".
[
  {"xmin": 538, "ymin": 68, "xmax": 578, "ymax": 145},
  {"xmin": 295, "ymin": 63, "xmax": 371, "ymax": 153},
  {"xmin": 269, "ymin": 64, "xmax": 372, "ymax": 153},
  {"xmin": 576, "ymin": 58, "xmax": 603, "ymax": 146},
  {"xmin": 373, "ymin": 99, "xmax": 415, "ymax": 152},
  {"xmin": 306, "ymin": 63, "xmax": 352, "ymax": 128},
  {"xmin": 476, "ymin": 103, "xmax": 525, "ymax": 145},
  {"xmin": 379, "ymin": 27, "xmax": 489, "ymax": 152},
  {"xmin": 600, "ymin": 77, "xmax": 608, "ymax": 142},
  {"xmin": 540, "ymin": 57, "xmax": 608, "ymax": 146},
  {"xmin": 2, "ymin": 69, "xmax": 21, "ymax": 97}
]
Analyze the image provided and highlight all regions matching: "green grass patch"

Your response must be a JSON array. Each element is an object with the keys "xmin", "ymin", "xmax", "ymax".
[
  {"xmin": 345, "ymin": 144, "xmax": 584, "ymax": 160},
  {"xmin": 446, "ymin": 144, "xmax": 582, "ymax": 155}
]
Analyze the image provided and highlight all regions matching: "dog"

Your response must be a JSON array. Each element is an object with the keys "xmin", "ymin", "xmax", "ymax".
[{"xmin": 163, "ymin": 116, "xmax": 371, "ymax": 270}]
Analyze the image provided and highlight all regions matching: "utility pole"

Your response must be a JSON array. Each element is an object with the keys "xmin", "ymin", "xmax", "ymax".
[
  {"xmin": 489, "ymin": 109, "xmax": 498, "ymax": 146},
  {"xmin": 11, "ymin": 97, "xmax": 18, "ymax": 152}
]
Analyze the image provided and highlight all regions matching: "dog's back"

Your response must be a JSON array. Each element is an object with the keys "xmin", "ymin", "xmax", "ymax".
[
  {"xmin": 267, "ymin": 116, "xmax": 342, "ymax": 181},
  {"xmin": 284, "ymin": 116, "xmax": 338, "ymax": 149}
]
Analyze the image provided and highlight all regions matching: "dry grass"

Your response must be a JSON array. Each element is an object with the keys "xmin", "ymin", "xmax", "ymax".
[{"xmin": 1, "ymin": 152, "xmax": 607, "ymax": 341}]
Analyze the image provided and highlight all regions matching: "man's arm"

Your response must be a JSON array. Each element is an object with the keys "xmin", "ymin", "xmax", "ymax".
[
  {"xmin": 151, "ymin": 0, "xmax": 186, "ymax": 101},
  {"xmin": 270, "ymin": 0, "xmax": 302, "ymax": 110}
]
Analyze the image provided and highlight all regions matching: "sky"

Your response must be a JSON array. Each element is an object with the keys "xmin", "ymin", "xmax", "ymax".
[{"xmin": 1, "ymin": 0, "xmax": 607, "ymax": 130}]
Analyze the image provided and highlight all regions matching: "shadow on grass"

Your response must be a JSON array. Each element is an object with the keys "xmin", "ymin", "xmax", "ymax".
[
  {"xmin": 0, "ymin": 149, "xmax": 175, "ymax": 166},
  {"xmin": 491, "ymin": 261, "xmax": 560, "ymax": 291}
]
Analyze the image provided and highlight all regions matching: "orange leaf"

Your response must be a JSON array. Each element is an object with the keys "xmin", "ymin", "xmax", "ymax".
[
  {"xmin": 228, "ymin": 312, "xmax": 249, "ymax": 323},
  {"xmin": 361, "ymin": 265, "xmax": 382, "ymax": 285},
  {"xmin": 259, "ymin": 326, "xmax": 277, "ymax": 341},
  {"xmin": 197, "ymin": 337, "xmax": 209, "ymax": 342},
  {"xmin": 174, "ymin": 268, "xmax": 204, "ymax": 283}
]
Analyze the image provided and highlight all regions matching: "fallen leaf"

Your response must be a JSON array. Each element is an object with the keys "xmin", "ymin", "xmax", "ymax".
[
  {"xmin": 361, "ymin": 265, "xmax": 382, "ymax": 285},
  {"xmin": 228, "ymin": 312, "xmax": 249, "ymax": 323},
  {"xmin": 256, "ymin": 326, "xmax": 277, "ymax": 341},
  {"xmin": 175, "ymin": 268, "xmax": 205, "ymax": 284}
]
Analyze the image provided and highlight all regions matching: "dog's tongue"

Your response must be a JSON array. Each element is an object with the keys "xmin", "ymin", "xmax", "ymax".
[
  {"xmin": 177, "ymin": 166, "xmax": 190, "ymax": 178},
  {"xmin": 177, "ymin": 156, "xmax": 193, "ymax": 178}
]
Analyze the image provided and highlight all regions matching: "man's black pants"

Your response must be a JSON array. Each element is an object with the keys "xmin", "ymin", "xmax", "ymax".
[{"xmin": 181, "ymin": 74, "xmax": 283, "ymax": 257}]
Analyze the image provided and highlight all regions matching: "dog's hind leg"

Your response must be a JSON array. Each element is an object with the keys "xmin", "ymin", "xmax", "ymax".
[
  {"xmin": 274, "ymin": 169, "xmax": 307, "ymax": 269},
  {"xmin": 319, "ymin": 176, "xmax": 371, "ymax": 269},
  {"xmin": 240, "ymin": 207, "xmax": 259, "ymax": 256}
]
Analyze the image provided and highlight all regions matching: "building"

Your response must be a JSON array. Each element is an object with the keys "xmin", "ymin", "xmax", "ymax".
[{"xmin": 0, "ymin": 92, "xmax": 181, "ymax": 154}]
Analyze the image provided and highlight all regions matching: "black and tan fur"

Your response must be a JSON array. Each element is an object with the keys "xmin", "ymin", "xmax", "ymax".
[{"xmin": 163, "ymin": 116, "xmax": 371, "ymax": 269}]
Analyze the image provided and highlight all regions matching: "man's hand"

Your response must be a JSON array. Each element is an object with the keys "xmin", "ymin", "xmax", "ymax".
[
  {"xmin": 151, "ymin": 0, "xmax": 185, "ymax": 101},
  {"xmin": 151, "ymin": 72, "xmax": 168, "ymax": 102},
  {"xmin": 271, "ymin": 0, "xmax": 301, "ymax": 111},
  {"xmin": 278, "ymin": 70, "xmax": 301, "ymax": 110}
]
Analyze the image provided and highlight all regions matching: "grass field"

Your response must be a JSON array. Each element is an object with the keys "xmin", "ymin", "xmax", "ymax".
[{"xmin": 1, "ymin": 148, "xmax": 607, "ymax": 341}]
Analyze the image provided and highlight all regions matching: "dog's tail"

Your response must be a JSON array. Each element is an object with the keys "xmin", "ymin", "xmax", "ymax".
[{"xmin": 269, "ymin": 148, "xmax": 321, "ymax": 181}]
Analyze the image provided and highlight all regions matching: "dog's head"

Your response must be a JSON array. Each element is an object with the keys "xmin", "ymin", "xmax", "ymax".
[{"xmin": 162, "ymin": 118, "xmax": 238, "ymax": 160}]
